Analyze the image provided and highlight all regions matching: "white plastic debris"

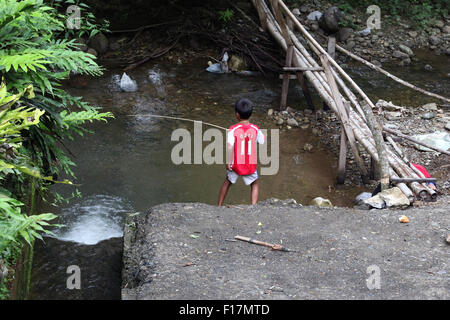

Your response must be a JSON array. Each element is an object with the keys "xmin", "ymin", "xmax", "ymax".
[
  {"xmin": 206, "ymin": 63, "xmax": 223, "ymax": 73},
  {"xmin": 357, "ymin": 27, "xmax": 371, "ymax": 36},
  {"xmin": 412, "ymin": 131, "xmax": 450, "ymax": 153},
  {"xmin": 307, "ymin": 11, "xmax": 322, "ymax": 21},
  {"xmin": 120, "ymin": 72, "xmax": 137, "ymax": 92}
]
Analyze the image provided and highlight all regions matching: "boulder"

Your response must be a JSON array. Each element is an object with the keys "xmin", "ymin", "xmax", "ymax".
[
  {"xmin": 228, "ymin": 55, "xmax": 247, "ymax": 71},
  {"xmin": 338, "ymin": 27, "xmax": 353, "ymax": 42},
  {"xmin": 86, "ymin": 47, "xmax": 98, "ymax": 57},
  {"xmin": 310, "ymin": 197, "xmax": 333, "ymax": 208},
  {"xmin": 429, "ymin": 35, "xmax": 440, "ymax": 46},
  {"xmin": 74, "ymin": 38, "xmax": 88, "ymax": 52},
  {"xmin": 318, "ymin": 7, "xmax": 343, "ymax": 34},
  {"xmin": 379, "ymin": 187, "xmax": 410, "ymax": 208},
  {"xmin": 421, "ymin": 112, "xmax": 436, "ymax": 120},
  {"xmin": 422, "ymin": 102, "xmax": 438, "ymax": 111},
  {"xmin": 88, "ymin": 32, "xmax": 109, "ymax": 55},
  {"xmin": 287, "ymin": 118, "xmax": 299, "ymax": 127},
  {"xmin": 364, "ymin": 187, "xmax": 410, "ymax": 209},
  {"xmin": 364, "ymin": 194, "xmax": 386, "ymax": 209},
  {"xmin": 393, "ymin": 50, "xmax": 409, "ymax": 59},
  {"xmin": 399, "ymin": 44, "xmax": 414, "ymax": 56}
]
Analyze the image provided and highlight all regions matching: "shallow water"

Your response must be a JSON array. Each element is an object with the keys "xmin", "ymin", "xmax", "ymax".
[{"xmin": 29, "ymin": 51, "xmax": 449, "ymax": 299}]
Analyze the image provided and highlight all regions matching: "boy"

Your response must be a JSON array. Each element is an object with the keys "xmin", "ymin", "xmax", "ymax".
[{"xmin": 218, "ymin": 98, "xmax": 265, "ymax": 206}]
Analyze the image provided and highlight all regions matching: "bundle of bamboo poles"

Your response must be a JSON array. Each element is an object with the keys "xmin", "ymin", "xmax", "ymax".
[{"xmin": 252, "ymin": 0, "xmax": 438, "ymax": 202}]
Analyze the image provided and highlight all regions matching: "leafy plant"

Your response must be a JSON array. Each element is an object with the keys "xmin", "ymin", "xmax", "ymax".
[
  {"xmin": 51, "ymin": 0, "xmax": 110, "ymax": 40},
  {"xmin": 0, "ymin": 0, "xmax": 113, "ymax": 298},
  {"xmin": 218, "ymin": 8, "xmax": 234, "ymax": 24}
]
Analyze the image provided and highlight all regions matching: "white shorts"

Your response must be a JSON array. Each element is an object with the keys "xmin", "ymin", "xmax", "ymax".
[{"xmin": 227, "ymin": 170, "xmax": 259, "ymax": 185}]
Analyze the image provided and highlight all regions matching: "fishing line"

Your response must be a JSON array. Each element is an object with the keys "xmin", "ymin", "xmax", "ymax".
[{"xmin": 127, "ymin": 114, "xmax": 227, "ymax": 131}]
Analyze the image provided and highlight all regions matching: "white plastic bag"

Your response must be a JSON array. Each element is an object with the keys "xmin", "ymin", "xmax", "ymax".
[{"xmin": 120, "ymin": 72, "xmax": 137, "ymax": 92}]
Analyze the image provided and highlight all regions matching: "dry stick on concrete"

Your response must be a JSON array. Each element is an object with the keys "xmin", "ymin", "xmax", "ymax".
[
  {"xmin": 234, "ymin": 236, "xmax": 292, "ymax": 252},
  {"xmin": 383, "ymin": 127, "xmax": 450, "ymax": 156}
]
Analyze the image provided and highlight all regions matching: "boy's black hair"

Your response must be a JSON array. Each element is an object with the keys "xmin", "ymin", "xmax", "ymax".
[{"xmin": 235, "ymin": 98, "xmax": 253, "ymax": 120}]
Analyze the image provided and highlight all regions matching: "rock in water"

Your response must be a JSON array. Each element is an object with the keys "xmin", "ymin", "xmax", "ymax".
[
  {"xmin": 319, "ymin": 7, "xmax": 343, "ymax": 34},
  {"xmin": 228, "ymin": 55, "xmax": 247, "ymax": 71},
  {"xmin": 88, "ymin": 32, "xmax": 109, "ymax": 54},
  {"xmin": 120, "ymin": 73, "xmax": 137, "ymax": 92},
  {"xmin": 310, "ymin": 197, "xmax": 333, "ymax": 208},
  {"xmin": 399, "ymin": 44, "xmax": 414, "ymax": 56}
]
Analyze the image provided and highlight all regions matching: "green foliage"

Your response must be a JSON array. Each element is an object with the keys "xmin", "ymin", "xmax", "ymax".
[
  {"xmin": 218, "ymin": 8, "xmax": 234, "ymax": 24},
  {"xmin": 0, "ymin": 189, "xmax": 58, "ymax": 253},
  {"xmin": 0, "ymin": 0, "xmax": 113, "ymax": 298},
  {"xmin": 51, "ymin": 0, "xmax": 110, "ymax": 40}
]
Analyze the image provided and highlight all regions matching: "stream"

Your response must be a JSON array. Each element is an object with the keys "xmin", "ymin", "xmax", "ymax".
[{"xmin": 29, "ymin": 53, "xmax": 449, "ymax": 299}]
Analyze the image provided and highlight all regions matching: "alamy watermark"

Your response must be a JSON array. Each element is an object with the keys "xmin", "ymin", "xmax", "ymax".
[
  {"xmin": 170, "ymin": 121, "xmax": 279, "ymax": 176},
  {"xmin": 366, "ymin": 5, "xmax": 381, "ymax": 30},
  {"xmin": 66, "ymin": 265, "xmax": 81, "ymax": 290},
  {"xmin": 366, "ymin": 265, "xmax": 381, "ymax": 290},
  {"xmin": 66, "ymin": 5, "xmax": 81, "ymax": 30}
]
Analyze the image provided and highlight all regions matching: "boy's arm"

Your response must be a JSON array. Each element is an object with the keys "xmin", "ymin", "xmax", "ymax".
[
  {"xmin": 226, "ymin": 143, "xmax": 234, "ymax": 171},
  {"xmin": 257, "ymin": 129, "xmax": 265, "ymax": 144},
  {"xmin": 226, "ymin": 129, "xmax": 234, "ymax": 171}
]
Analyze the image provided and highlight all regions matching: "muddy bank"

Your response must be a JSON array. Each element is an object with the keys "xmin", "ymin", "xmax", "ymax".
[{"xmin": 122, "ymin": 199, "xmax": 449, "ymax": 300}]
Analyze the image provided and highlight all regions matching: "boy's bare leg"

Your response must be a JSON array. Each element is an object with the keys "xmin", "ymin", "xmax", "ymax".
[
  {"xmin": 218, "ymin": 178, "xmax": 232, "ymax": 206},
  {"xmin": 251, "ymin": 180, "xmax": 259, "ymax": 205}
]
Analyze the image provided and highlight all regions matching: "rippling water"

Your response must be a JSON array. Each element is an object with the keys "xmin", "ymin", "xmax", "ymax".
[{"xmin": 52, "ymin": 195, "xmax": 133, "ymax": 245}]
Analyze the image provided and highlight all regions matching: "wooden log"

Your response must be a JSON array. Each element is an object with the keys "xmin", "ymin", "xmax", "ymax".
[
  {"xmin": 278, "ymin": 74, "xmax": 298, "ymax": 79},
  {"xmin": 383, "ymin": 126, "xmax": 450, "ymax": 156},
  {"xmin": 283, "ymin": 66, "xmax": 324, "ymax": 71},
  {"xmin": 295, "ymin": 71, "xmax": 315, "ymax": 109},
  {"xmin": 278, "ymin": 0, "xmax": 378, "ymax": 109},
  {"xmin": 337, "ymin": 126, "xmax": 347, "ymax": 184},
  {"xmin": 280, "ymin": 45, "xmax": 294, "ymax": 110},
  {"xmin": 333, "ymin": 42, "xmax": 450, "ymax": 104},
  {"xmin": 327, "ymin": 36, "xmax": 336, "ymax": 59},
  {"xmin": 320, "ymin": 54, "xmax": 369, "ymax": 183},
  {"xmin": 391, "ymin": 178, "xmax": 437, "ymax": 183},
  {"xmin": 359, "ymin": 101, "xmax": 390, "ymax": 190}
]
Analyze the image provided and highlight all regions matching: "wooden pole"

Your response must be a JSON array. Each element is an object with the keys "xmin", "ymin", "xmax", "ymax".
[
  {"xmin": 280, "ymin": 45, "xmax": 294, "ymax": 110},
  {"xmin": 333, "ymin": 43, "xmax": 450, "ymax": 104},
  {"xmin": 320, "ymin": 54, "xmax": 369, "ymax": 183},
  {"xmin": 391, "ymin": 178, "xmax": 437, "ymax": 183}
]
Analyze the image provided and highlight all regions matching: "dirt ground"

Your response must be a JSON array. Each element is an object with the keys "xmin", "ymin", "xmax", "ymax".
[{"xmin": 122, "ymin": 198, "xmax": 449, "ymax": 300}]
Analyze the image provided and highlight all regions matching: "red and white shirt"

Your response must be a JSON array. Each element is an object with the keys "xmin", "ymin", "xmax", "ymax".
[{"xmin": 227, "ymin": 122, "xmax": 265, "ymax": 176}]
